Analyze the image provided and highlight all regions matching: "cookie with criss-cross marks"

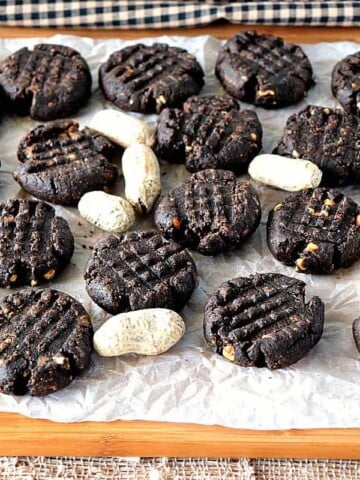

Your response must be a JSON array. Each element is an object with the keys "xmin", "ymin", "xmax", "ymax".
[
  {"xmin": 14, "ymin": 119, "xmax": 118, "ymax": 206},
  {"xmin": 274, "ymin": 105, "xmax": 360, "ymax": 186},
  {"xmin": 84, "ymin": 230, "xmax": 197, "ymax": 314},
  {"xmin": 154, "ymin": 169, "xmax": 261, "ymax": 255},
  {"xmin": 353, "ymin": 318, "xmax": 360, "ymax": 353},
  {"xmin": 215, "ymin": 31, "xmax": 314, "ymax": 108},
  {"xmin": 267, "ymin": 188, "xmax": 360, "ymax": 274},
  {"xmin": 0, "ymin": 199, "xmax": 74, "ymax": 288},
  {"xmin": 0, "ymin": 44, "xmax": 91, "ymax": 121},
  {"xmin": 0, "ymin": 288, "xmax": 93, "ymax": 396},
  {"xmin": 156, "ymin": 95, "xmax": 262, "ymax": 173},
  {"xmin": 332, "ymin": 50, "xmax": 360, "ymax": 117},
  {"xmin": 99, "ymin": 43, "xmax": 204, "ymax": 114},
  {"xmin": 204, "ymin": 273, "xmax": 324, "ymax": 370}
]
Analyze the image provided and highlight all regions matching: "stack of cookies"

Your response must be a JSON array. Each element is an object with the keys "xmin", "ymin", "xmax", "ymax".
[{"xmin": 0, "ymin": 31, "xmax": 358, "ymax": 399}]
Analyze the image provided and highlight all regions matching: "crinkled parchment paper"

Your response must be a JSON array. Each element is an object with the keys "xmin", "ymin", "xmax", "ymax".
[{"xmin": 0, "ymin": 35, "xmax": 359, "ymax": 429}]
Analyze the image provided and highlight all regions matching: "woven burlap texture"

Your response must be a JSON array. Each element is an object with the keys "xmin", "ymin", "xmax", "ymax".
[{"xmin": 0, "ymin": 457, "xmax": 359, "ymax": 480}]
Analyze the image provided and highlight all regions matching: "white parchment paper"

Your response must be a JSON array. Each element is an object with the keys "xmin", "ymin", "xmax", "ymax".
[{"xmin": 0, "ymin": 34, "xmax": 359, "ymax": 429}]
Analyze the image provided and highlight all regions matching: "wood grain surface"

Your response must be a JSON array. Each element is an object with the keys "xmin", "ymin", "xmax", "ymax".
[
  {"xmin": 0, "ymin": 24, "xmax": 359, "ymax": 42},
  {"xmin": 1, "ymin": 412, "xmax": 360, "ymax": 459},
  {"xmin": 0, "ymin": 24, "xmax": 359, "ymax": 459}
]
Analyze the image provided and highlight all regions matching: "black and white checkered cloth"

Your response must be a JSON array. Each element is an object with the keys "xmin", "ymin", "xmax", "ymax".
[{"xmin": 0, "ymin": 1, "xmax": 359, "ymax": 28}]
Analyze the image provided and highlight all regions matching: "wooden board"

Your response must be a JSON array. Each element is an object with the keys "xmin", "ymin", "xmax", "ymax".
[
  {"xmin": 0, "ymin": 24, "xmax": 359, "ymax": 459},
  {"xmin": 1, "ymin": 412, "xmax": 360, "ymax": 459},
  {"xmin": 1, "ymin": 24, "xmax": 360, "ymax": 42}
]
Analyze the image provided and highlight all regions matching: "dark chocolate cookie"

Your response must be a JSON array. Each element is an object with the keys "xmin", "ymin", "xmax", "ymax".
[
  {"xmin": 353, "ymin": 318, "xmax": 360, "ymax": 353},
  {"xmin": 0, "ymin": 199, "xmax": 74, "ymax": 288},
  {"xmin": 14, "ymin": 119, "xmax": 118, "ymax": 206},
  {"xmin": 156, "ymin": 95, "xmax": 262, "ymax": 173},
  {"xmin": 215, "ymin": 30, "xmax": 314, "ymax": 108},
  {"xmin": 84, "ymin": 230, "xmax": 197, "ymax": 314},
  {"xmin": 0, "ymin": 44, "xmax": 91, "ymax": 121},
  {"xmin": 0, "ymin": 86, "xmax": 5, "ymax": 119},
  {"xmin": 0, "ymin": 288, "xmax": 93, "ymax": 396},
  {"xmin": 204, "ymin": 273, "xmax": 324, "ymax": 370},
  {"xmin": 99, "ymin": 43, "xmax": 204, "ymax": 114},
  {"xmin": 274, "ymin": 105, "xmax": 360, "ymax": 186},
  {"xmin": 332, "ymin": 50, "xmax": 360, "ymax": 117},
  {"xmin": 154, "ymin": 169, "xmax": 261, "ymax": 255},
  {"xmin": 267, "ymin": 188, "xmax": 360, "ymax": 274}
]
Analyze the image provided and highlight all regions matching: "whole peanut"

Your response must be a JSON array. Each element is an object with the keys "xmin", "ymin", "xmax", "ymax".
[
  {"xmin": 122, "ymin": 144, "xmax": 161, "ymax": 214},
  {"xmin": 93, "ymin": 308, "xmax": 185, "ymax": 356}
]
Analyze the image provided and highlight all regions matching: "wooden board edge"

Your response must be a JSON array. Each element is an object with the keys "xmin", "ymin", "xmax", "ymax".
[
  {"xmin": 0, "ymin": 412, "xmax": 360, "ymax": 458},
  {"xmin": 0, "ymin": 25, "xmax": 359, "ymax": 42}
]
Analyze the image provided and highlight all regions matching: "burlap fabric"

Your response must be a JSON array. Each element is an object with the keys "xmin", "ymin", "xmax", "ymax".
[{"xmin": 0, "ymin": 457, "xmax": 359, "ymax": 479}]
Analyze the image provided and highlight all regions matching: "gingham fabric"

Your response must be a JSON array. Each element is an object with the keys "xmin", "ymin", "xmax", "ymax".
[{"xmin": 0, "ymin": 1, "xmax": 359, "ymax": 28}]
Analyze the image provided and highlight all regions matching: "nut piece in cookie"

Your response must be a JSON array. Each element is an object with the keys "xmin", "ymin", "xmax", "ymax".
[
  {"xmin": 267, "ymin": 188, "xmax": 360, "ymax": 274},
  {"xmin": 154, "ymin": 169, "xmax": 261, "ymax": 255},
  {"xmin": 156, "ymin": 94, "xmax": 262, "ymax": 174},
  {"xmin": 215, "ymin": 31, "xmax": 314, "ymax": 108},
  {"xmin": 0, "ymin": 288, "xmax": 93, "ymax": 396},
  {"xmin": 204, "ymin": 273, "xmax": 324, "ymax": 370},
  {"xmin": 14, "ymin": 119, "xmax": 118, "ymax": 206},
  {"xmin": 332, "ymin": 50, "xmax": 360, "ymax": 117},
  {"xmin": 0, "ymin": 199, "xmax": 74, "ymax": 288},
  {"xmin": 84, "ymin": 230, "xmax": 198, "ymax": 314},
  {"xmin": 0, "ymin": 44, "xmax": 91, "ymax": 121},
  {"xmin": 274, "ymin": 105, "xmax": 360, "ymax": 186},
  {"xmin": 99, "ymin": 43, "xmax": 204, "ymax": 114}
]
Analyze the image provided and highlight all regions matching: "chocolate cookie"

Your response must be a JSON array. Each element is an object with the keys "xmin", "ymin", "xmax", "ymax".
[
  {"xmin": 332, "ymin": 50, "xmax": 360, "ymax": 117},
  {"xmin": 204, "ymin": 273, "xmax": 324, "ymax": 370},
  {"xmin": 353, "ymin": 318, "xmax": 360, "ymax": 353},
  {"xmin": 215, "ymin": 30, "xmax": 314, "ymax": 108},
  {"xmin": 156, "ymin": 95, "xmax": 262, "ymax": 173},
  {"xmin": 14, "ymin": 119, "xmax": 118, "ymax": 206},
  {"xmin": 154, "ymin": 169, "xmax": 261, "ymax": 255},
  {"xmin": 0, "ymin": 44, "xmax": 91, "ymax": 121},
  {"xmin": 0, "ymin": 288, "xmax": 93, "ymax": 396},
  {"xmin": 84, "ymin": 230, "xmax": 197, "ymax": 314},
  {"xmin": 0, "ymin": 86, "xmax": 5, "ymax": 119},
  {"xmin": 274, "ymin": 105, "xmax": 360, "ymax": 186},
  {"xmin": 267, "ymin": 188, "xmax": 360, "ymax": 274},
  {"xmin": 99, "ymin": 43, "xmax": 204, "ymax": 114},
  {"xmin": 0, "ymin": 199, "xmax": 74, "ymax": 288}
]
